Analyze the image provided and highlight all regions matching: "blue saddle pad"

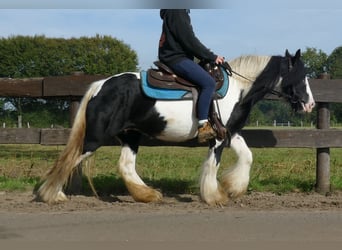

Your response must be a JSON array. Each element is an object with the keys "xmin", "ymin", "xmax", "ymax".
[{"xmin": 140, "ymin": 67, "xmax": 229, "ymax": 100}]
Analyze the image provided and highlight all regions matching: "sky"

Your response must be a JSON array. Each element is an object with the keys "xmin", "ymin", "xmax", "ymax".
[{"xmin": 0, "ymin": 0, "xmax": 341, "ymax": 70}]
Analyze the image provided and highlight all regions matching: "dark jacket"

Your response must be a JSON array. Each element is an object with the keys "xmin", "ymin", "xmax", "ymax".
[{"xmin": 158, "ymin": 9, "xmax": 217, "ymax": 66}]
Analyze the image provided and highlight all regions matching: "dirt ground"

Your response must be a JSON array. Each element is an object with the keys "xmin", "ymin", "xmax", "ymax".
[
  {"xmin": 1, "ymin": 191, "xmax": 342, "ymax": 248},
  {"xmin": 0, "ymin": 190, "xmax": 341, "ymax": 213}
]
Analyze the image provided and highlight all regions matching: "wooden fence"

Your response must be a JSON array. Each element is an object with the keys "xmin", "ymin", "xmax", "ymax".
[{"xmin": 0, "ymin": 74, "xmax": 342, "ymax": 194}]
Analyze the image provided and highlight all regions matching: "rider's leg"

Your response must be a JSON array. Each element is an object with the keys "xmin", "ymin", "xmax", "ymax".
[{"xmin": 169, "ymin": 58, "xmax": 216, "ymax": 142}]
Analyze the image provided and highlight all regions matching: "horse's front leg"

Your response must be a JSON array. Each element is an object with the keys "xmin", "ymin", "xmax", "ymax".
[
  {"xmin": 199, "ymin": 140, "xmax": 229, "ymax": 206},
  {"xmin": 221, "ymin": 134, "xmax": 253, "ymax": 198},
  {"xmin": 118, "ymin": 145, "xmax": 162, "ymax": 203}
]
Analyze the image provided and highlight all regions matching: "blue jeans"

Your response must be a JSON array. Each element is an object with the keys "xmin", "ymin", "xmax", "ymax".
[{"xmin": 169, "ymin": 58, "xmax": 215, "ymax": 120}]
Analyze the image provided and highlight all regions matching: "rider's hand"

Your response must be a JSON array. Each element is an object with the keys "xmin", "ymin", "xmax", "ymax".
[{"xmin": 215, "ymin": 56, "xmax": 225, "ymax": 65}]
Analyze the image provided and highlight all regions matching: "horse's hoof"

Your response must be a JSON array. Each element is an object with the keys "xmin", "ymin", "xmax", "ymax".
[
  {"xmin": 126, "ymin": 182, "xmax": 163, "ymax": 203},
  {"xmin": 201, "ymin": 185, "xmax": 229, "ymax": 206},
  {"xmin": 203, "ymin": 193, "xmax": 229, "ymax": 207},
  {"xmin": 55, "ymin": 191, "xmax": 68, "ymax": 202},
  {"xmin": 36, "ymin": 189, "xmax": 68, "ymax": 204},
  {"xmin": 133, "ymin": 188, "xmax": 163, "ymax": 203}
]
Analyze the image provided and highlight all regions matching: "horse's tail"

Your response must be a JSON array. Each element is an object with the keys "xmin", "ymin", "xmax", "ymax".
[{"xmin": 37, "ymin": 80, "xmax": 104, "ymax": 204}]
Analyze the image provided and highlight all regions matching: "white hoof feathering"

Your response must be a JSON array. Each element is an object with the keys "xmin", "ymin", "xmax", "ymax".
[
  {"xmin": 200, "ymin": 149, "xmax": 228, "ymax": 206},
  {"xmin": 55, "ymin": 191, "xmax": 68, "ymax": 202},
  {"xmin": 221, "ymin": 135, "xmax": 253, "ymax": 198},
  {"xmin": 38, "ymin": 182, "xmax": 68, "ymax": 204},
  {"xmin": 119, "ymin": 146, "xmax": 163, "ymax": 203}
]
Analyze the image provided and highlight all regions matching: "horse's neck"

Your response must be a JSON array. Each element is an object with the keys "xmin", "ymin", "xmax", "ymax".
[
  {"xmin": 229, "ymin": 55, "xmax": 271, "ymax": 84},
  {"xmin": 229, "ymin": 55, "xmax": 281, "ymax": 105}
]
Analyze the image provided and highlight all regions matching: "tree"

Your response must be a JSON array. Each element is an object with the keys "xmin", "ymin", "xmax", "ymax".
[
  {"xmin": 327, "ymin": 46, "xmax": 342, "ymax": 79},
  {"xmin": 327, "ymin": 46, "xmax": 342, "ymax": 125},
  {"xmin": 0, "ymin": 35, "xmax": 138, "ymax": 78},
  {"xmin": 0, "ymin": 35, "xmax": 139, "ymax": 127},
  {"xmin": 301, "ymin": 47, "xmax": 328, "ymax": 78}
]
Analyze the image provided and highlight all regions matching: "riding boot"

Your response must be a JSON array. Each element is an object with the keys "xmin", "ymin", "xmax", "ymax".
[{"xmin": 198, "ymin": 122, "xmax": 217, "ymax": 143}]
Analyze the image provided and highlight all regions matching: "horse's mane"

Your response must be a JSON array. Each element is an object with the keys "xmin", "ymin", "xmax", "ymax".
[
  {"xmin": 228, "ymin": 54, "xmax": 286, "ymax": 107},
  {"xmin": 228, "ymin": 55, "xmax": 271, "ymax": 85}
]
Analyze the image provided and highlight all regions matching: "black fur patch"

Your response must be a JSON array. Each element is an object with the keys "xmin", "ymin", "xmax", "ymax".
[{"xmin": 83, "ymin": 74, "xmax": 166, "ymax": 153}]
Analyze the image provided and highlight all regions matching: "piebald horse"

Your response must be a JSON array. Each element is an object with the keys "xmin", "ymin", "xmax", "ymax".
[{"xmin": 37, "ymin": 49, "xmax": 315, "ymax": 205}]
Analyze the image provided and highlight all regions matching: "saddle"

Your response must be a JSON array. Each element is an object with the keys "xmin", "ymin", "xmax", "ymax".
[
  {"xmin": 146, "ymin": 61, "xmax": 229, "ymax": 141},
  {"xmin": 147, "ymin": 61, "xmax": 225, "ymax": 95}
]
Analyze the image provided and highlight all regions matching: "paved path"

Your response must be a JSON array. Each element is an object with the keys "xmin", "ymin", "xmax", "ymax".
[{"xmin": 1, "ymin": 210, "xmax": 341, "ymax": 249}]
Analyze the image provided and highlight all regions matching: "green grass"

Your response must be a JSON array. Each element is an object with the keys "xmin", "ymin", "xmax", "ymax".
[
  {"xmin": 0, "ymin": 176, "xmax": 39, "ymax": 191},
  {"xmin": 0, "ymin": 144, "xmax": 341, "ymax": 195}
]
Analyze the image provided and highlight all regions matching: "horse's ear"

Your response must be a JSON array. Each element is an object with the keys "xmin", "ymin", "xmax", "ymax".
[
  {"xmin": 285, "ymin": 49, "xmax": 291, "ymax": 58},
  {"xmin": 294, "ymin": 49, "xmax": 301, "ymax": 60}
]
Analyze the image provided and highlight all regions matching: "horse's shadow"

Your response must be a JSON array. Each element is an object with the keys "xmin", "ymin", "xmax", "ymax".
[{"xmin": 77, "ymin": 175, "xmax": 197, "ymax": 203}]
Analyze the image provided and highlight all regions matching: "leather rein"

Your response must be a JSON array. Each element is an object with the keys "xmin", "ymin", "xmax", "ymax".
[{"xmin": 221, "ymin": 61, "xmax": 295, "ymax": 102}]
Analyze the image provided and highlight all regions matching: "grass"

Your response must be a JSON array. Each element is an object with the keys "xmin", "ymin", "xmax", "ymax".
[{"xmin": 0, "ymin": 144, "xmax": 341, "ymax": 195}]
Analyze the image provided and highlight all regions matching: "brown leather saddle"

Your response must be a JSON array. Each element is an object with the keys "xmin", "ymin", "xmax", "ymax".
[
  {"xmin": 147, "ymin": 61, "xmax": 225, "ymax": 95},
  {"xmin": 146, "ymin": 61, "xmax": 229, "ymax": 142}
]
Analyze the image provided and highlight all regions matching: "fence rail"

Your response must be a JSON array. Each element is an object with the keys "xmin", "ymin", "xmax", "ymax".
[
  {"xmin": 1, "ymin": 74, "xmax": 342, "ymax": 194},
  {"xmin": 0, "ymin": 127, "xmax": 341, "ymax": 148}
]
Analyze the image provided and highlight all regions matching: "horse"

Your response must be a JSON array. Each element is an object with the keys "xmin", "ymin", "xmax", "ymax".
[{"xmin": 37, "ymin": 49, "xmax": 315, "ymax": 205}]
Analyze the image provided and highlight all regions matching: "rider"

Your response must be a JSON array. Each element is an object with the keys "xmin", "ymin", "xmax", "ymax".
[{"xmin": 158, "ymin": 9, "xmax": 225, "ymax": 143}]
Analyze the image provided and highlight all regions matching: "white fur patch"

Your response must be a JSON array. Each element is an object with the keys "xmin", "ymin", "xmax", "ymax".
[
  {"xmin": 200, "ymin": 149, "xmax": 219, "ymax": 196},
  {"xmin": 154, "ymin": 100, "xmax": 197, "ymax": 141},
  {"xmin": 221, "ymin": 134, "xmax": 253, "ymax": 196},
  {"xmin": 118, "ymin": 146, "xmax": 145, "ymax": 186}
]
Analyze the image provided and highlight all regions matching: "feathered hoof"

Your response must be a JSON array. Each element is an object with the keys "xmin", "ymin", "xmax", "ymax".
[
  {"xmin": 221, "ymin": 179, "xmax": 248, "ymax": 199},
  {"xmin": 126, "ymin": 182, "xmax": 163, "ymax": 203},
  {"xmin": 201, "ymin": 186, "xmax": 229, "ymax": 206},
  {"xmin": 133, "ymin": 188, "xmax": 163, "ymax": 203},
  {"xmin": 36, "ymin": 184, "xmax": 68, "ymax": 204},
  {"xmin": 227, "ymin": 189, "xmax": 247, "ymax": 199},
  {"xmin": 221, "ymin": 172, "xmax": 250, "ymax": 199},
  {"xmin": 204, "ymin": 195, "xmax": 229, "ymax": 207}
]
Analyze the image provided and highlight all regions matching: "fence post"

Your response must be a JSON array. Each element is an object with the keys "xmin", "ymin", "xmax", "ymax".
[
  {"xmin": 315, "ymin": 73, "xmax": 331, "ymax": 194},
  {"xmin": 69, "ymin": 97, "xmax": 80, "ymax": 127},
  {"xmin": 66, "ymin": 72, "xmax": 83, "ymax": 195}
]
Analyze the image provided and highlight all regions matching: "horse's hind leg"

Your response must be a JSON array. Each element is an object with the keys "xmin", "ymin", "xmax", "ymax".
[
  {"xmin": 221, "ymin": 134, "xmax": 253, "ymax": 198},
  {"xmin": 38, "ymin": 151, "xmax": 93, "ymax": 203},
  {"xmin": 117, "ymin": 131, "xmax": 162, "ymax": 202}
]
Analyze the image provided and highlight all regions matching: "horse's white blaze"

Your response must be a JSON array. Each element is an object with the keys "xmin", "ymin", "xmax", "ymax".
[
  {"xmin": 303, "ymin": 77, "xmax": 315, "ymax": 113},
  {"xmin": 118, "ymin": 146, "xmax": 145, "ymax": 186},
  {"xmin": 221, "ymin": 134, "xmax": 253, "ymax": 197}
]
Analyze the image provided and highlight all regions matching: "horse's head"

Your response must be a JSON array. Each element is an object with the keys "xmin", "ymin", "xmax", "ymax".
[{"xmin": 279, "ymin": 49, "xmax": 315, "ymax": 113}]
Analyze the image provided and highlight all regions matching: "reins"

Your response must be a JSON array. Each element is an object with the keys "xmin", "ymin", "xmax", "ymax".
[
  {"xmin": 222, "ymin": 61, "xmax": 255, "ymax": 83},
  {"xmin": 221, "ymin": 61, "xmax": 292, "ymax": 101}
]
